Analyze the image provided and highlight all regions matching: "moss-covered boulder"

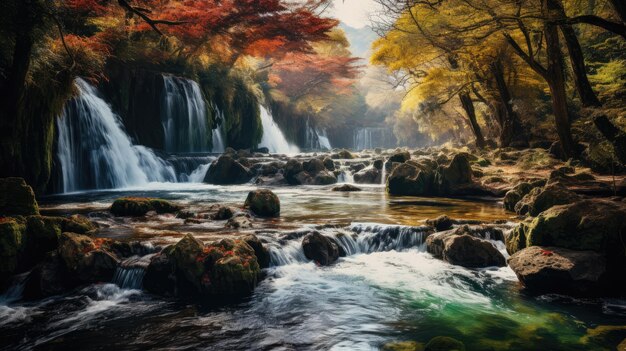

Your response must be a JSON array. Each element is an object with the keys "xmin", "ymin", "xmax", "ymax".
[
  {"xmin": 425, "ymin": 336, "xmax": 465, "ymax": 351},
  {"xmin": 508, "ymin": 246, "xmax": 608, "ymax": 296},
  {"xmin": 382, "ymin": 341, "xmax": 424, "ymax": 351},
  {"xmin": 503, "ymin": 182, "xmax": 535, "ymax": 212},
  {"xmin": 110, "ymin": 197, "xmax": 181, "ymax": 217},
  {"xmin": 58, "ymin": 232, "xmax": 119, "ymax": 283},
  {"xmin": 514, "ymin": 184, "xmax": 580, "ymax": 216},
  {"xmin": 0, "ymin": 218, "xmax": 25, "ymax": 282},
  {"xmin": 204, "ymin": 155, "xmax": 253, "ymax": 185},
  {"xmin": 436, "ymin": 154, "xmax": 472, "ymax": 192},
  {"xmin": 244, "ymin": 189, "xmax": 280, "ymax": 217},
  {"xmin": 0, "ymin": 177, "xmax": 39, "ymax": 216},
  {"xmin": 144, "ymin": 234, "xmax": 261, "ymax": 298}
]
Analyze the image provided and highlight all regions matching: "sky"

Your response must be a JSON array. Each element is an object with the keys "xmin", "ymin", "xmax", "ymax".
[{"xmin": 330, "ymin": 0, "xmax": 380, "ymax": 29}]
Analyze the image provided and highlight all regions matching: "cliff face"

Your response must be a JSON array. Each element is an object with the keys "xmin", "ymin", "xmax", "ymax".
[{"xmin": 99, "ymin": 61, "xmax": 168, "ymax": 150}]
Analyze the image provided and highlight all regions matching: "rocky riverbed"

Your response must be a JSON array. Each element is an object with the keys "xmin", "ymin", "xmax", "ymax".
[{"xmin": 1, "ymin": 146, "xmax": 626, "ymax": 350}]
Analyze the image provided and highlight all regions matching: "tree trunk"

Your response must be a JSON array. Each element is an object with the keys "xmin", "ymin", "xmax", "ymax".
[
  {"xmin": 554, "ymin": 0, "xmax": 602, "ymax": 107},
  {"xmin": 593, "ymin": 115, "xmax": 626, "ymax": 164},
  {"xmin": 490, "ymin": 59, "xmax": 528, "ymax": 147},
  {"xmin": 459, "ymin": 92, "xmax": 486, "ymax": 149},
  {"xmin": 544, "ymin": 0, "xmax": 577, "ymax": 159}
]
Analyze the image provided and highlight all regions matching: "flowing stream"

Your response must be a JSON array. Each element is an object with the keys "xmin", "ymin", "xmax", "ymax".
[{"xmin": 259, "ymin": 106, "xmax": 300, "ymax": 154}]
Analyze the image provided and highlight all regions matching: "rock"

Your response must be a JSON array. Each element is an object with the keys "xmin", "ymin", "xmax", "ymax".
[
  {"xmin": 144, "ymin": 235, "xmax": 260, "ymax": 298},
  {"xmin": 313, "ymin": 170, "xmax": 338, "ymax": 185},
  {"xmin": 508, "ymin": 246, "xmax": 607, "ymax": 296},
  {"xmin": 437, "ymin": 154, "xmax": 472, "ymax": 191},
  {"xmin": 64, "ymin": 214, "xmax": 97, "ymax": 233},
  {"xmin": 442, "ymin": 234, "xmax": 505, "ymax": 268},
  {"xmin": 110, "ymin": 197, "xmax": 181, "ymax": 217},
  {"xmin": 284, "ymin": 159, "xmax": 304, "ymax": 185},
  {"xmin": 253, "ymin": 147, "xmax": 270, "ymax": 154},
  {"xmin": 303, "ymin": 159, "xmax": 325, "ymax": 174},
  {"xmin": 294, "ymin": 171, "xmax": 313, "ymax": 185},
  {"xmin": 426, "ymin": 215, "xmax": 453, "ymax": 232},
  {"xmin": 332, "ymin": 184, "xmax": 362, "ymax": 192},
  {"xmin": 387, "ymin": 162, "xmax": 435, "ymax": 196},
  {"xmin": 243, "ymin": 234, "xmax": 270, "ymax": 268},
  {"xmin": 373, "ymin": 159, "xmax": 384, "ymax": 170},
  {"xmin": 332, "ymin": 149, "xmax": 355, "ymax": 159},
  {"xmin": 176, "ymin": 211, "xmax": 195, "ymax": 219},
  {"xmin": 302, "ymin": 231, "xmax": 341, "ymax": 266},
  {"xmin": 244, "ymin": 189, "xmax": 280, "ymax": 217},
  {"xmin": 382, "ymin": 341, "xmax": 424, "ymax": 351},
  {"xmin": 226, "ymin": 214, "xmax": 253, "ymax": 229},
  {"xmin": 503, "ymin": 182, "xmax": 536, "ymax": 212},
  {"xmin": 350, "ymin": 163, "xmax": 367, "ymax": 173},
  {"xmin": 211, "ymin": 206, "xmax": 234, "ymax": 220},
  {"xmin": 204, "ymin": 155, "xmax": 253, "ymax": 185},
  {"xmin": 322, "ymin": 157, "xmax": 335, "ymax": 171},
  {"xmin": 473, "ymin": 158, "xmax": 491, "ymax": 167},
  {"xmin": 23, "ymin": 252, "xmax": 74, "ymax": 299},
  {"xmin": 0, "ymin": 177, "xmax": 39, "ymax": 216},
  {"xmin": 425, "ymin": 336, "xmax": 466, "ymax": 351},
  {"xmin": 387, "ymin": 151, "xmax": 411, "ymax": 164},
  {"xmin": 57, "ymin": 232, "xmax": 119, "ymax": 283},
  {"xmin": 514, "ymin": 184, "xmax": 580, "ymax": 216},
  {"xmin": 353, "ymin": 168, "xmax": 381, "ymax": 184},
  {"xmin": 0, "ymin": 218, "xmax": 25, "ymax": 282}
]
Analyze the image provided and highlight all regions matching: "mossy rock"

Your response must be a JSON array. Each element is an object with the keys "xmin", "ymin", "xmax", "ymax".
[
  {"xmin": 473, "ymin": 158, "xmax": 491, "ymax": 167},
  {"xmin": 331, "ymin": 149, "xmax": 355, "ymax": 159},
  {"xmin": 244, "ymin": 189, "xmax": 280, "ymax": 217},
  {"xmin": 425, "ymin": 336, "xmax": 465, "ymax": 351},
  {"xmin": 110, "ymin": 197, "xmax": 181, "ymax": 216},
  {"xmin": 514, "ymin": 184, "xmax": 580, "ymax": 216},
  {"xmin": 0, "ymin": 177, "xmax": 39, "ymax": 216},
  {"xmin": 0, "ymin": 218, "xmax": 26, "ymax": 281},
  {"xmin": 382, "ymin": 341, "xmax": 424, "ymax": 351}
]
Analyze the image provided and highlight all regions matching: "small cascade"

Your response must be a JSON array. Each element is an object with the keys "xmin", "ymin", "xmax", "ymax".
[
  {"xmin": 337, "ymin": 162, "xmax": 354, "ymax": 183},
  {"xmin": 259, "ymin": 106, "xmax": 300, "ymax": 154},
  {"xmin": 166, "ymin": 155, "xmax": 215, "ymax": 182},
  {"xmin": 0, "ymin": 272, "xmax": 29, "ymax": 304},
  {"xmin": 316, "ymin": 129, "xmax": 332, "ymax": 150},
  {"xmin": 162, "ymin": 76, "xmax": 212, "ymax": 153},
  {"xmin": 112, "ymin": 255, "xmax": 153, "ymax": 290},
  {"xmin": 210, "ymin": 104, "xmax": 226, "ymax": 153},
  {"xmin": 56, "ymin": 78, "xmax": 177, "ymax": 192},
  {"xmin": 267, "ymin": 224, "xmax": 431, "ymax": 266},
  {"xmin": 380, "ymin": 158, "xmax": 387, "ymax": 185}
]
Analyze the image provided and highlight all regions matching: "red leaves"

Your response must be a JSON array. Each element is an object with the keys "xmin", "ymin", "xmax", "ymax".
[{"xmin": 540, "ymin": 249, "xmax": 554, "ymax": 256}]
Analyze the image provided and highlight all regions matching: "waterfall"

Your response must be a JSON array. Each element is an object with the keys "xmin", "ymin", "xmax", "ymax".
[
  {"xmin": 259, "ymin": 106, "xmax": 300, "ymax": 154},
  {"xmin": 380, "ymin": 158, "xmax": 387, "ymax": 185},
  {"xmin": 56, "ymin": 78, "xmax": 177, "ymax": 192},
  {"xmin": 162, "ymin": 76, "xmax": 215, "ymax": 153},
  {"xmin": 210, "ymin": 103, "xmax": 227, "ymax": 153},
  {"xmin": 316, "ymin": 129, "xmax": 332, "ymax": 150},
  {"xmin": 267, "ymin": 224, "xmax": 431, "ymax": 266},
  {"xmin": 304, "ymin": 117, "xmax": 332, "ymax": 150},
  {"xmin": 353, "ymin": 128, "xmax": 395, "ymax": 150}
]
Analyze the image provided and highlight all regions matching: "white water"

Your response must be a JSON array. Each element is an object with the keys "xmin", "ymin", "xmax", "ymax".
[
  {"xmin": 57, "ymin": 78, "xmax": 177, "ymax": 192},
  {"xmin": 353, "ymin": 127, "xmax": 394, "ymax": 150},
  {"xmin": 305, "ymin": 117, "xmax": 332, "ymax": 150},
  {"xmin": 259, "ymin": 106, "xmax": 300, "ymax": 154},
  {"xmin": 317, "ymin": 129, "xmax": 332, "ymax": 150}
]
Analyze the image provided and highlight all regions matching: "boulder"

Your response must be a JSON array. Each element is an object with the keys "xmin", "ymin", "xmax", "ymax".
[
  {"xmin": 313, "ymin": 170, "xmax": 338, "ymax": 185},
  {"xmin": 303, "ymin": 159, "xmax": 325, "ymax": 175},
  {"xmin": 203, "ymin": 155, "xmax": 253, "ymax": 185},
  {"xmin": 503, "ymin": 182, "xmax": 536, "ymax": 212},
  {"xmin": 244, "ymin": 189, "xmax": 280, "ymax": 217},
  {"xmin": 332, "ymin": 149, "xmax": 355, "ymax": 159},
  {"xmin": 284, "ymin": 159, "xmax": 304, "ymax": 185},
  {"xmin": 350, "ymin": 163, "xmax": 367, "ymax": 173},
  {"xmin": 0, "ymin": 218, "xmax": 25, "ymax": 282},
  {"xmin": 514, "ymin": 184, "xmax": 580, "ymax": 216},
  {"xmin": 322, "ymin": 157, "xmax": 335, "ymax": 171},
  {"xmin": 57, "ymin": 232, "xmax": 119, "ymax": 283},
  {"xmin": 332, "ymin": 184, "xmax": 362, "ymax": 192},
  {"xmin": 0, "ymin": 177, "xmax": 39, "ymax": 216},
  {"xmin": 508, "ymin": 246, "xmax": 607, "ymax": 296},
  {"xmin": 387, "ymin": 151, "xmax": 411, "ymax": 164},
  {"xmin": 110, "ymin": 197, "xmax": 181, "ymax": 217},
  {"xmin": 23, "ymin": 252, "xmax": 74, "ymax": 299},
  {"xmin": 144, "ymin": 235, "xmax": 261, "ymax": 298},
  {"xmin": 425, "ymin": 336, "xmax": 466, "ymax": 351},
  {"xmin": 354, "ymin": 168, "xmax": 381, "ymax": 184},
  {"xmin": 436, "ymin": 154, "xmax": 472, "ymax": 192},
  {"xmin": 426, "ymin": 215, "xmax": 453, "ymax": 232},
  {"xmin": 373, "ymin": 159, "xmax": 384, "ymax": 170},
  {"xmin": 226, "ymin": 214, "xmax": 253, "ymax": 229},
  {"xmin": 302, "ymin": 231, "xmax": 341, "ymax": 266},
  {"xmin": 243, "ymin": 234, "xmax": 271, "ymax": 268},
  {"xmin": 211, "ymin": 206, "xmax": 235, "ymax": 220},
  {"xmin": 387, "ymin": 162, "xmax": 435, "ymax": 196},
  {"xmin": 442, "ymin": 234, "xmax": 505, "ymax": 268}
]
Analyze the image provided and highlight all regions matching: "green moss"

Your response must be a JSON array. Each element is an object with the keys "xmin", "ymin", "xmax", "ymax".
[
  {"xmin": 110, "ymin": 197, "xmax": 181, "ymax": 217},
  {"xmin": 0, "ymin": 177, "xmax": 39, "ymax": 216},
  {"xmin": 424, "ymin": 336, "xmax": 465, "ymax": 351},
  {"xmin": 0, "ymin": 218, "xmax": 25, "ymax": 280},
  {"xmin": 382, "ymin": 341, "xmax": 424, "ymax": 351}
]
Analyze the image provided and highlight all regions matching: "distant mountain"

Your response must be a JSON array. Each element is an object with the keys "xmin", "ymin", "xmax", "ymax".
[{"xmin": 340, "ymin": 24, "xmax": 378, "ymax": 61}]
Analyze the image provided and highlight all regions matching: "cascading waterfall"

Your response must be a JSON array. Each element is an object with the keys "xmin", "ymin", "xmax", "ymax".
[
  {"xmin": 353, "ymin": 127, "xmax": 395, "ymax": 150},
  {"xmin": 210, "ymin": 103, "xmax": 227, "ymax": 153},
  {"xmin": 305, "ymin": 117, "xmax": 332, "ymax": 150},
  {"xmin": 316, "ymin": 129, "xmax": 332, "ymax": 150},
  {"xmin": 266, "ymin": 224, "xmax": 431, "ymax": 266},
  {"xmin": 259, "ymin": 106, "xmax": 300, "ymax": 154},
  {"xmin": 162, "ymin": 76, "xmax": 226, "ymax": 153},
  {"xmin": 112, "ymin": 255, "xmax": 154, "ymax": 290},
  {"xmin": 56, "ymin": 78, "xmax": 177, "ymax": 192}
]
